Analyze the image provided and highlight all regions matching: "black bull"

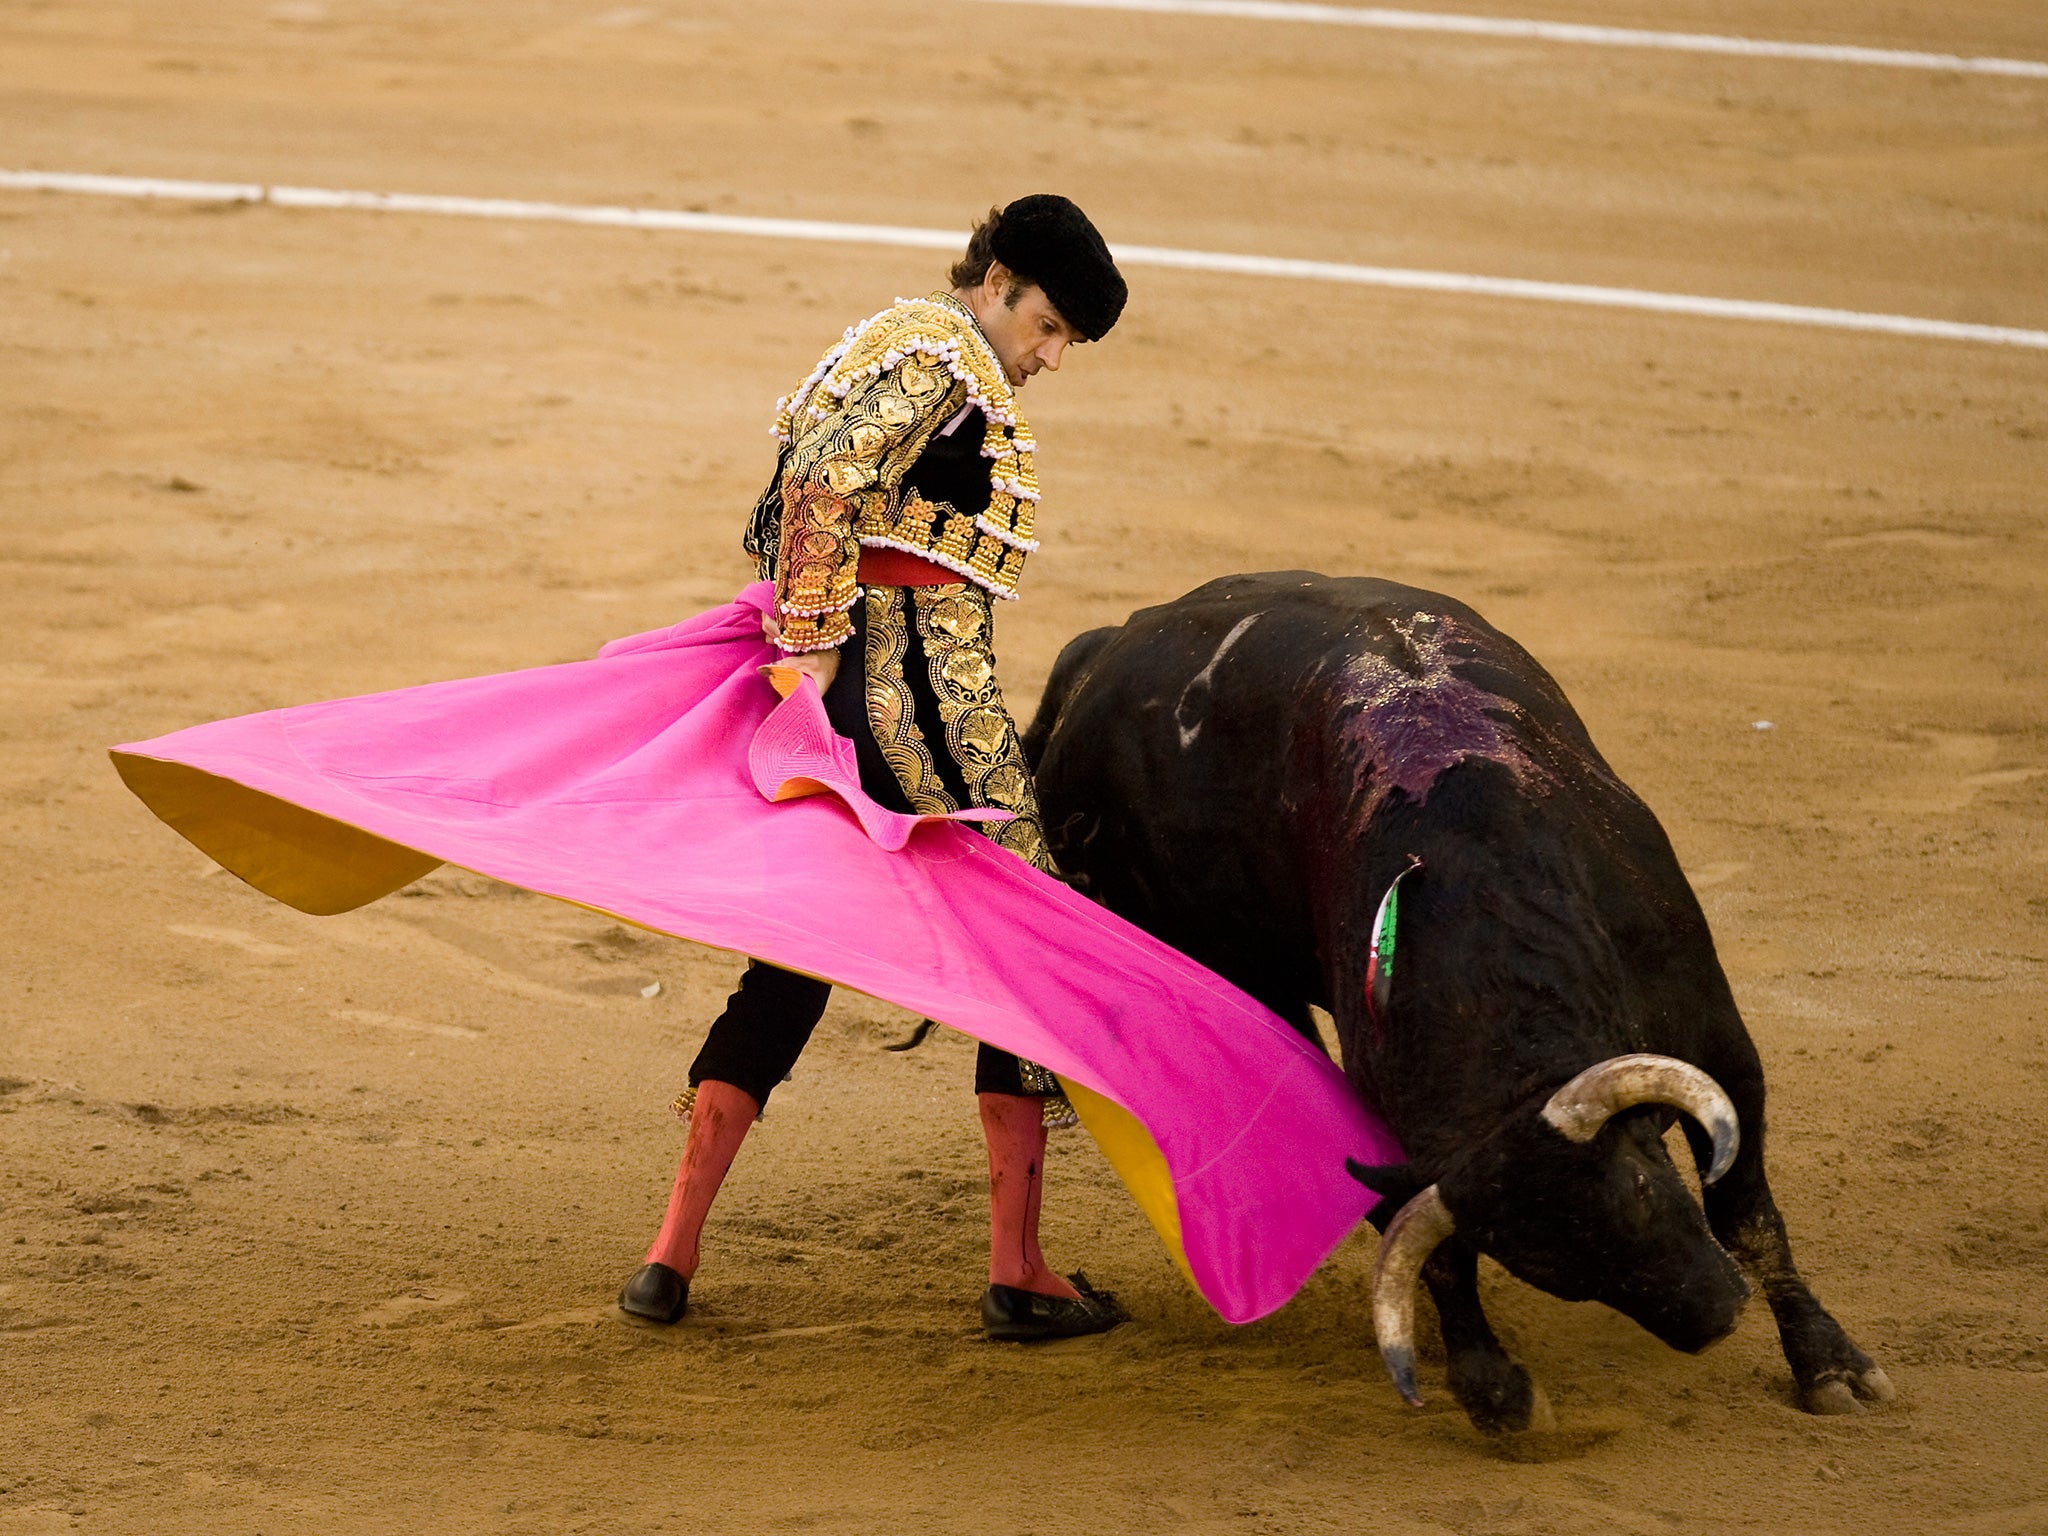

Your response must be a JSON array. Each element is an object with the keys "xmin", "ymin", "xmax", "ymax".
[{"xmin": 1022, "ymin": 572, "xmax": 1892, "ymax": 1432}]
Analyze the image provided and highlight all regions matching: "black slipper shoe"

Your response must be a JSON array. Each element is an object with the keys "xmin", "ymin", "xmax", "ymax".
[
  {"xmin": 981, "ymin": 1271, "xmax": 1128, "ymax": 1342},
  {"xmin": 618, "ymin": 1261, "xmax": 689, "ymax": 1324}
]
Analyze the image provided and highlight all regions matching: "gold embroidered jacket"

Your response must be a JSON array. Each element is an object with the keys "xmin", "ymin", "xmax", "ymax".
[{"xmin": 745, "ymin": 294, "xmax": 1042, "ymax": 653}]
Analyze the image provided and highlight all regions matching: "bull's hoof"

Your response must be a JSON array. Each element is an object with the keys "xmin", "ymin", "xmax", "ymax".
[
  {"xmin": 1805, "ymin": 1381, "xmax": 1863, "ymax": 1415},
  {"xmin": 1802, "ymin": 1366, "xmax": 1895, "ymax": 1415},
  {"xmin": 1503, "ymin": 1380, "xmax": 1557, "ymax": 1434},
  {"xmin": 1448, "ymin": 1352, "xmax": 1551, "ymax": 1435}
]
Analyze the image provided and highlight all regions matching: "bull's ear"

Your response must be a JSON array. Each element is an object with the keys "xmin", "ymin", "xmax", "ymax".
[{"xmin": 1346, "ymin": 1158, "xmax": 1426, "ymax": 1229}]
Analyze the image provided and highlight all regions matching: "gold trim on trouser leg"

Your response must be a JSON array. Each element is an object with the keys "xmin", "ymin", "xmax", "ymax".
[
  {"xmin": 908, "ymin": 584, "xmax": 1056, "ymax": 876},
  {"xmin": 907, "ymin": 584, "xmax": 1072, "ymax": 1129},
  {"xmin": 863, "ymin": 585, "xmax": 958, "ymax": 816}
]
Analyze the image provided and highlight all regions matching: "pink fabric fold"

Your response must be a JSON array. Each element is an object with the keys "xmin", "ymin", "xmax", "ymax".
[
  {"xmin": 112, "ymin": 581, "xmax": 1402, "ymax": 1322},
  {"xmin": 744, "ymin": 670, "xmax": 1010, "ymax": 852}
]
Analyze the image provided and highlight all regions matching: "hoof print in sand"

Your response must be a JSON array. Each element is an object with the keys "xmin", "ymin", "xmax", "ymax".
[{"xmin": 356, "ymin": 1289, "xmax": 470, "ymax": 1328}]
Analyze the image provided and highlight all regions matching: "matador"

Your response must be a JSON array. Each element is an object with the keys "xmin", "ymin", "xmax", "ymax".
[{"xmin": 617, "ymin": 195, "xmax": 1131, "ymax": 1342}]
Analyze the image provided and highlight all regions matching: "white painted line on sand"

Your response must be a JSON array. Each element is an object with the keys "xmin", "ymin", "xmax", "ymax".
[
  {"xmin": 0, "ymin": 170, "xmax": 964, "ymax": 249},
  {"xmin": 5, "ymin": 168, "xmax": 2045, "ymax": 352},
  {"xmin": 1105, "ymin": 242, "xmax": 2048, "ymax": 350},
  {"xmin": 967, "ymin": 0, "xmax": 2048, "ymax": 79}
]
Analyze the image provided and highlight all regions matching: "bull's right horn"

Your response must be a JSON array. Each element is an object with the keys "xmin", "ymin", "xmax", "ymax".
[
  {"xmin": 1540, "ymin": 1053, "xmax": 1741, "ymax": 1185},
  {"xmin": 1370, "ymin": 1184, "xmax": 1458, "ymax": 1407}
]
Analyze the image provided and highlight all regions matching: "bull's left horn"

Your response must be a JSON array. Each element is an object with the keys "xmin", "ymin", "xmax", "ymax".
[
  {"xmin": 1370, "ymin": 1184, "xmax": 1458, "ymax": 1407},
  {"xmin": 1540, "ymin": 1053, "xmax": 1741, "ymax": 1185}
]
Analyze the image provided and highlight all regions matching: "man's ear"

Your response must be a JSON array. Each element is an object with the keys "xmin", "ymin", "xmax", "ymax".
[{"xmin": 1346, "ymin": 1158, "xmax": 1427, "ymax": 1232}]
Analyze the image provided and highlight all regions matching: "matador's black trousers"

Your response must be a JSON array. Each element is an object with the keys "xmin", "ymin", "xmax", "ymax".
[{"xmin": 687, "ymin": 589, "xmax": 1040, "ymax": 1107}]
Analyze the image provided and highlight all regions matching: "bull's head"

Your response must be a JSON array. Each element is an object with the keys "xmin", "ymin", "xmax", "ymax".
[{"xmin": 1350, "ymin": 1054, "xmax": 1750, "ymax": 1407}]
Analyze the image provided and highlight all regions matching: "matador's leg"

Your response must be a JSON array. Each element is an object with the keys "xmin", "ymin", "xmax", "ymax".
[
  {"xmin": 866, "ymin": 583, "xmax": 1113, "ymax": 1316},
  {"xmin": 875, "ymin": 581, "xmax": 1076, "ymax": 1122}
]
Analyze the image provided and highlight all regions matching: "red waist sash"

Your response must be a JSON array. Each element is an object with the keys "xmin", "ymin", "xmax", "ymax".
[{"xmin": 857, "ymin": 546, "xmax": 958, "ymax": 588}]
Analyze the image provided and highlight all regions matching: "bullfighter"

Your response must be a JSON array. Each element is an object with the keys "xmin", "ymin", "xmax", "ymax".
[{"xmin": 616, "ymin": 194, "xmax": 1132, "ymax": 1343}]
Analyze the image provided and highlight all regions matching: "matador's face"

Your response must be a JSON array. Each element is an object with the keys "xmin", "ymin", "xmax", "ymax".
[{"xmin": 965, "ymin": 265, "xmax": 1086, "ymax": 389}]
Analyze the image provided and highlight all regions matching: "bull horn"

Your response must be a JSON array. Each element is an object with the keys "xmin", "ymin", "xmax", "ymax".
[
  {"xmin": 1370, "ymin": 1184, "xmax": 1457, "ymax": 1407},
  {"xmin": 1540, "ymin": 1053, "xmax": 1741, "ymax": 1185}
]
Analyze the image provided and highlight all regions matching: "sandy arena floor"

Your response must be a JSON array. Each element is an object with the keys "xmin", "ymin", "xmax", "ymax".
[{"xmin": 3, "ymin": 1, "xmax": 2047, "ymax": 1531}]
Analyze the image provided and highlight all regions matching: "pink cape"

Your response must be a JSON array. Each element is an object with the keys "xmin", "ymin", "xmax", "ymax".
[{"xmin": 111, "ymin": 582, "xmax": 1400, "ymax": 1323}]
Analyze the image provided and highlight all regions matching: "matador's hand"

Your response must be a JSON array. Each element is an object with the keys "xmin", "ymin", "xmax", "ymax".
[{"xmin": 759, "ymin": 609, "xmax": 841, "ymax": 698}]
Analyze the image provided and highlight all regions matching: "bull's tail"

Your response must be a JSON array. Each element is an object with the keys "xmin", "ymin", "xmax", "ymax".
[{"xmin": 880, "ymin": 1017, "xmax": 941, "ymax": 1053}]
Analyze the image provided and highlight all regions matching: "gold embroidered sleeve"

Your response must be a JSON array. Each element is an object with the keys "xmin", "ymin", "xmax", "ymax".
[{"xmin": 771, "ymin": 365, "xmax": 953, "ymax": 652}]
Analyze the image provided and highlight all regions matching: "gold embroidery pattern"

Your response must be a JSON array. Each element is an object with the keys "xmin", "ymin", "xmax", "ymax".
[
  {"xmin": 863, "ymin": 582, "xmax": 1069, "ymax": 1122},
  {"xmin": 862, "ymin": 586, "xmax": 957, "ymax": 816},
  {"xmin": 908, "ymin": 584, "xmax": 1056, "ymax": 875},
  {"xmin": 765, "ymin": 296, "xmax": 1043, "ymax": 651},
  {"xmin": 771, "ymin": 367, "xmax": 961, "ymax": 652}
]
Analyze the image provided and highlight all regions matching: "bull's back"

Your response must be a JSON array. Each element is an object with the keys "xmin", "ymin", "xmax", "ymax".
[
  {"xmin": 1030, "ymin": 569, "xmax": 1580, "ymax": 826},
  {"xmin": 1028, "ymin": 572, "xmax": 1537, "ymax": 1016},
  {"xmin": 1029, "ymin": 570, "xmax": 1736, "ymax": 1069}
]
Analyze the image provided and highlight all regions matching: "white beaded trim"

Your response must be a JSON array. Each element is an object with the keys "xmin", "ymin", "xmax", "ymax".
[
  {"xmin": 768, "ymin": 296, "xmax": 1040, "ymax": 601},
  {"xmin": 857, "ymin": 536, "xmax": 1021, "ymax": 599},
  {"xmin": 811, "ymin": 349, "xmax": 1018, "ymax": 431},
  {"xmin": 972, "ymin": 516, "xmax": 1041, "ymax": 553},
  {"xmin": 772, "ymin": 630, "xmax": 850, "ymax": 654},
  {"xmin": 779, "ymin": 297, "xmax": 1020, "ymax": 430},
  {"xmin": 772, "ymin": 318, "xmax": 869, "ymax": 445},
  {"xmin": 776, "ymin": 586, "xmax": 864, "ymax": 619}
]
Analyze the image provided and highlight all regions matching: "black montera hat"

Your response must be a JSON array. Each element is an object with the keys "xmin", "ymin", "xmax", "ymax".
[{"xmin": 990, "ymin": 194, "xmax": 1127, "ymax": 341}]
